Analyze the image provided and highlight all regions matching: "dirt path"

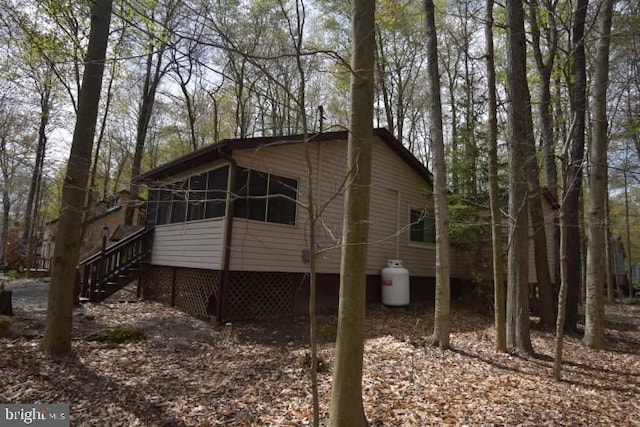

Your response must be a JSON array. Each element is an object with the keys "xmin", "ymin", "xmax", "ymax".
[{"xmin": 4, "ymin": 279, "xmax": 50, "ymax": 311}]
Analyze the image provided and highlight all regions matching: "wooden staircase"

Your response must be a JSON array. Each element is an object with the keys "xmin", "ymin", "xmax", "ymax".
[{"xmin": 78, "ymin": 227, "xmax": 154, "ymax": 303}]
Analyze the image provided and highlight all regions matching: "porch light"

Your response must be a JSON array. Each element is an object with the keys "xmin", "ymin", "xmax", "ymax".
[{"xmin": 102, "ymin": 225, "xmax": 110, "ymax": 240}]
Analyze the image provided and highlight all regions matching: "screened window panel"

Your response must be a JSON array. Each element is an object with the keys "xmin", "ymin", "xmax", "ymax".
[
  {"xmin": 170, "ymin": 182, "xmax": 187, "ymax": 223},
  {"xmin": 187, "ymin": 173, "xmax": 207, "ymax": 221},
  {"xmin": 205, "ymin": 165, "xmax": 229, "ymax": 218},
  {"xmin": 156, "ymin": 190, "xmax": 172, "ymax": 225},
  {"xmin": 147, "ymin": 189, "xmax": 159, "ymax": 225}
]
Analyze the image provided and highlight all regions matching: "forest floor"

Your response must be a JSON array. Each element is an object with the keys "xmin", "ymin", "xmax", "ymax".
[{"xmin": 1, "ymin": 279, "xmax": 639, "ymax": 426}]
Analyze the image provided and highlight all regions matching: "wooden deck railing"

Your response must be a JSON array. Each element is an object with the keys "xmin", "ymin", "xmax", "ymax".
[{"xmin": 79, "ymin": 227, "xmax": 154, "ymax": 302}]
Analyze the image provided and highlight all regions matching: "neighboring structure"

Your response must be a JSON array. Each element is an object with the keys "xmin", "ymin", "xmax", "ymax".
[
  {"xmin": 630, "ymin": 263, "xmax": 640, "ymax": 297},
  {"xmin": 38, "ymin": 190, "xmax": 144, "ymax": 269},
  {"xmin": 611, "ymin": 234, "xmax": 630, "ymax": 296},
  {"xmin": 136, "ymin": 128, "xmax": 475, "ymax": 320},
  {"xmin": 527, "ymin": 189, "xmax": 559, "ymax": 285}
]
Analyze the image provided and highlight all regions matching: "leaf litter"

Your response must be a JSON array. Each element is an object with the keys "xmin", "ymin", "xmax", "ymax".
[{"xmin": 1, "ymin": 290, "xmax": 638, "ymax": 426}]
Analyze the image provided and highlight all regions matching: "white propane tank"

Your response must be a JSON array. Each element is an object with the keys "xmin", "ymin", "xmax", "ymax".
[{"xmin": 381, "ymin": 259, "xmax": 410, "ymax": 306}]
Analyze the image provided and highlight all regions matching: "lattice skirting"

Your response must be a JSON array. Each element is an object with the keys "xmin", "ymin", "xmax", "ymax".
[
  {"xmin": 140, "ymin": 264, "xmax": 174, "ymax": 305},
  {"xmin": 140, "ymin": 265, "xmax": 298, "ymax": 320},
  {"xmin": 140, "ymin": 265, "xmax": 219, "ymax": 319},
  {"xmin": 174, "ymin": 268, "xmax": 219, "ymax": 318},
  {"xmin": 227, "ymin": 271, "xmax": 296, "ymax": 320}
]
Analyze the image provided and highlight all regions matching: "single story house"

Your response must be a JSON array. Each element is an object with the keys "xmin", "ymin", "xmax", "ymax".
[{"xmin": 135, "ymin": 128, "xmax": 476, "ymax": 320}]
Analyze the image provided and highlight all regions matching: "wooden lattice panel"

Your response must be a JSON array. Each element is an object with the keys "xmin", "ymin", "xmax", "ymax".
[
  {"xmin": 227, "ymin": 271, "xmax": 295, "ymax": 319},
  {"xmin": 141, "ymin": 265, "xmax": 174, "ymax": 304},
  {"xmin": 174, "ymin": 268, "xmax": 219, "ymax": 318}
]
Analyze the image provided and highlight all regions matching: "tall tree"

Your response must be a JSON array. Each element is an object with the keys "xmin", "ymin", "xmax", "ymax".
[
  {"xmin": 554, "ymin": 114, "xmax": 578, "ymax": 379},
  {"xmin": 374, "ymin": 1, "xmax": 427, "ymax": 148},
  {"xmin": 127, "ymin": 0, "xmax": 178, "ymax": 222},
  {"xmin": 424, "ymin": 0, "xmax": 450, "ymax": 350},
  {"xmin": 529, "ymin": 0, "xmax": 559, "ymax": 199},
  {"xmin": 584, "ymin": 0, "xmax": 614, "ymax": 349},
  {"xmin": 41, "ymin": 0, "xmax": 112, "ymax": 355},
  {"xmin": 528, "ymin": 0, "xmax": 560, "ymax": 328},
  {"xmin": 525, "ymin": 95, "xmax": 555, "ymax": 328},
  {"xmin": 564, "ymin": 0, "xmax": 589, "ymax": 332},
  {"xmin": 328, "ymin": 0, "xmax": 375, "ymax": 425},
  {"xmin": 0, "ymin": 97, "xmax": 31, "ymax": 267},
  {"xmin": 485, "ymin": 0, "xmax": 506, "ymax": 352},
  {"xmin": 506, "ymin": 0, "xmax": 533, "ymax": 354}
]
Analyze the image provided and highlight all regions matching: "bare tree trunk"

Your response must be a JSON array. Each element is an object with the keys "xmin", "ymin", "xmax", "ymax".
[
  {"xmin": 375, "ymin": 26, "xmax": 395, "ymax": 138},
  {"xmin": 283, "ymin": 2, "xmax": 320, "ymax": 423},
  {"xmin": 127, "ymin": 1, "xmax": 178, "ymax": 223},
  {"xmin": 328, "ymin": 0, "xmax": 375, "ymax": 425},
  {"xmin": 525, "ymin": 100, "xmax": 555, "ymax": 328},
  {"xmin": 605, "ymin": 203, "xmax": 614, "ymax": 303},
  {"xmin": 584, "ymin": 0, "xmax": 614, "ymax": 349},
  {"xmin": 41, "ymin": 0, "xmax": 112, "ymax": 356},
  {"xmin": 565, "ymin": 0, "xmax": 589, "ymax": 332},
  {"xmin": 529, "ymin": 0, "xmax": 558, "ymax": 198},
  {"xmin": 423, "ymin": 0, "xmax": 450, "ymax": 350},
  {"xmin": 0, "ymin": 136, "xmax": 10, "ymax": 266},
  {"xmin": 128, "ymin": 48, "xmax": 164, "ymax": 223},
  {"xmin": 23, "ymin": 70, "xmax": 52, "ymax": 274},
  {"xmin": 527, "ymin": 0, "xmax": 557, "ymax": 328},
  {"xmin": 89, "ymin": 29, "xmax": 123, "ymax": 204},
  {"xmin": 485, "ymin": 0, "xmax": 506, "ymax": 353},
  {"xmin": 553, "ymin": 184, "xmax": 569, "ymax": 379},
  {"xmin": 506, "ymin": 0, "xmax": 533, "ymax": 355}
]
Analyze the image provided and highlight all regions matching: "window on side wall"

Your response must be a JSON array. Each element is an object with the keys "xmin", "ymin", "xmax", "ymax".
[
  {"xmin": 235, "ymin": 168, "xmax": 297, "ymax": 225},
  {"xmin": 409, "ymin": 208, "xmax": 435, "ymax": 244},
  {"xmin": 267, "ymin": 175, "xmax": 297, "ymax": 225}
]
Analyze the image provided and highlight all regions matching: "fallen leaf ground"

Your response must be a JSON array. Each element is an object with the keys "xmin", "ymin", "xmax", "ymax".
[{"xmin": 1, "ymin": 281, "xmax": 639, "ymax": 426}]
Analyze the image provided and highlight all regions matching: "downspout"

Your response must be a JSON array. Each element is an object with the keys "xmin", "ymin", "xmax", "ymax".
[{"xmin": 217, "ymin": 149, "xmax": 237, "ymax": 323}]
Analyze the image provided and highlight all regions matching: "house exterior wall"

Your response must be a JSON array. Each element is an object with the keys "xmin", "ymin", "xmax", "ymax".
[
  {"xmin": 146, "ymin": 135, "xmax": 471, "ymax": 280},
  {"xmin": 228, "ymin": 136, "xmax": 467, "ymax": 278},
  {"xmin": 229, "ymin": 140, "xmax": 313, "ymax": 272},
  {"xmin": 151, "ymin": 218, "xmax": 226, "ymax": 270}
]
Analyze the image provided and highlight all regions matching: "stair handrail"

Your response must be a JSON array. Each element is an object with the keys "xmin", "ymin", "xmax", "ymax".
[
  {"xmin": 79, "ymin": 226, "xmax": 150, "ymax": 265},
  {"xmin": 79, "ymin": 226, "xmax": 154, "ymax": 301}
]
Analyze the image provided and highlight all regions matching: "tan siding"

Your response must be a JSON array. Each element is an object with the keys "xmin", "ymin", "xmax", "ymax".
[
  {"xmin": 230, "ymin": 140, "xmax": 345, "ymax": 273},
  {"xmin": 367, "ymin": 140, "xmax": 436, "ymax": 276},
  {"xmin": 151, "ymin": 219, "xmax": 225, "ymax": 269},
  {"xmin": 228, "ymin": 137, "xmax": 460, "ymax": 279},
  {"xmin": 159, "ymin": 159, "xmax": 231, "ymax": 184},
  {"xmin": 313, "ymin": 140, "xmax": 348, "ymax": 273},
  {"xmin": 149, "ymin": 135, "xmax": 467, "ymax": 280}
]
